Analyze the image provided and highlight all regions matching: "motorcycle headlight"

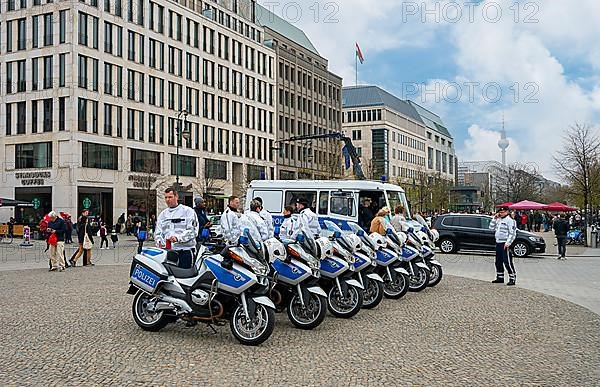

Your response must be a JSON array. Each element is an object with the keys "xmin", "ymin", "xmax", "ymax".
[
  {"xmin": 246, "ymin": 257, "xmax": 268, "ymax": 276},
  {"xmin": 305, "ymin": 256, "xmax": 320, "ymax": 271}
]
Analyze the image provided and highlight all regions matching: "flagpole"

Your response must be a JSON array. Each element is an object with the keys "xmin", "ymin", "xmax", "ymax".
[{"xmin": 355, "ymin": 47, "xmax": 358, "ymax": 86}]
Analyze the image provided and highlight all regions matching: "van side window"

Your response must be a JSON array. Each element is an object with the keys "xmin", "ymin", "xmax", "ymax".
[
  {"xmin": 252, "ymin": 190, "xmax": 283, "ymax": 213},
  {"xmin": 284, "ymin": 191, "xmax": 317, "ymax": 211},
  {"xmin": 442, "ymin": 216, "xmax": 455, "ymax": 226},
  {"xmin": 457, "ymin": 217, "xmax": 481, "ymax": 229},
  {"xmin": 330, "ymin": 195, "xmax": 355, "ymax": 217},
  {"xmin": 318, "ymin": 191, "xmax": 328, "ymax": 215}
]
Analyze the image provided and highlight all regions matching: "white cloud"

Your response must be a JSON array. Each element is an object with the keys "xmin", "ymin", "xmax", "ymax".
[{"xmin": 460, "ymin": 124, "xmax": 522, "ymax": 165}]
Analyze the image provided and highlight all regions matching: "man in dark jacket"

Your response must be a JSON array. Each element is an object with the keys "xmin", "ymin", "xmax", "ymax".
[
  {"xmin": 553, "ymin": 214, "xmax": 569, "ymax": 260},
  {"xmin": 194, "ymin": 196, "xmax": 211, "ymax": 243},
  {"xmin": 47, "ymin": 211, "xmax": 66, "ymax": 271},
  {"xmin": 358, "ymin": 198, "xmax": 374, "ymax": 231}
]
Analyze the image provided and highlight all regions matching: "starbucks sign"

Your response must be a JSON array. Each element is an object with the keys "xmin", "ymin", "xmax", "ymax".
[
  {"xmin": 82, "ymin": 197, "xmax": 92, "ymax": 209},
  {"xmin": 32, "ymin": 198, "xmax": 41, "ymax": 210}
]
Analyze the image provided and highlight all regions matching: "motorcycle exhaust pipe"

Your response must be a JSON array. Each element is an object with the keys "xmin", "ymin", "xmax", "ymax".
[{"xmin": 190, "ymin": 300, "xmax": 225, "ymax": 322}]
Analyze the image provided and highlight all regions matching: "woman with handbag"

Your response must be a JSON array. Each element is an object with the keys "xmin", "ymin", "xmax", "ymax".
[{"xmin": 72, "ymin": 216, "xmax": 95, "ymax": 266}]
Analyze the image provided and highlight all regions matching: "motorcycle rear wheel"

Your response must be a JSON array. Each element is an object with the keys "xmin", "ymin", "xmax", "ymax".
[
  {"xmin": 287, "ymin": 293, "xmax": 327, "ymax": 330},
  {"xmin": 132, "ymin": 291, "xmax": 171, "ymax": 332},
  {"xmin": 230, "ymin": 303, "xmax": 275, "ymax": 346}
]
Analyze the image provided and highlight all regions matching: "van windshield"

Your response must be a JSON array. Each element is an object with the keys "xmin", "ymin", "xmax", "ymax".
[{"xmin": 386, "ymin": 191, "xmax": 411, "ymax": 220}]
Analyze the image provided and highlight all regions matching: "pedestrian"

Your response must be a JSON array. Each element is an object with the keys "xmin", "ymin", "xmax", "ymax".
[
  {"xmin": 70, "ymin": 210, "xmax": 89, "ymax": 267},
  {"xmin": 99, "ymin": 223, "xmax": 109, "ymax": 249},
  {"xmin": 489, "ymin": 206, "xmax": 518, "ymax": 286},
  {"xmin": 71, "ymin": 215, "xmax": 94, "ymax": 266},
  {"xmin": 389, "ymin": 205, "xmax": 406, "ymax": 232},
  {"xmin": 194, "ymin": 196, "xmax": 212, "ymax": 243},
  {"xmin": 47, "ymin": 211, "xmax": 67, "ymax": 272},
  {"xmin": 279, "ymin": 205, "xmax": 296, "ymax": 239},
  {"xmin": 370, "ymin": 207, "xmax": 391, "ymax": 236},
  {"xmin": 136, "ymin": 223, "xmax": 147, "ymax": 254},
  {"xmin": 553, "ymin": 214, "xmax": 569, "ymax": 260},
  {"xmin": 220, "ymin": 195, "xmax": 243, "ymax": 270},
  {"xmin": 65, "ymin": 216, "xmax": 73, "ymax": 244},
  {"xmin": 110, "ymin": 226, "xmax": 119, "ymax": 249},
  {"xmin": 358, "ymin": 198, "xmax": 374, "ymax": 231},
  {"xmin": 154, "ymin": 187, "xmax": 199, "ymax": 268},
  {"xmin": 520, "ymin": 212, "xmax": 528, "ymax": 230},
  {"xmin": 126, "ymin": 215, "xmax": 132, "ymax": 236}
]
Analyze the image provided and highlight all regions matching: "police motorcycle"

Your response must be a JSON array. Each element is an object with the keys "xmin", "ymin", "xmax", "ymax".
[
  {"xmin": 268, "ymin": 225, "xmax": 330, "ymax": 330},
  {"xmin": 383, "ymin": 223, "xmax": 431, "ymax": 293},
  {"xmin": 409, "ymin": 214, "xmax": 443, "ymax": 287},
  {"xmin": 294, "ymin": 220, "xmax": 363, "ymax": 318},
  {"xmin": 127, "ymin": 217, "xmax": 278, "ymax": 346},
  {"xmin": 347, "ymin": 222, "xmax": 410, "ymax": 300},
  {"xmin": 331, "ymin": 222, "xmax": 385, "ymax": 309}
]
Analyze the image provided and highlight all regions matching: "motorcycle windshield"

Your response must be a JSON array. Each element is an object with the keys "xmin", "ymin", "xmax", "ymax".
[
  {"xmin": 348, "ymin": 222, "xmax": 377, "ymax": 251},
  {"xmin": 414, "ymin": 214, "xmax": 429, "ymax": 230},
  {"xmin": 290, "ymin": 224, "xmax": 318, "ymax": 256},
  {"xmin": 323, "ymin": 220, "xmax": 353, "ymax": 254}
]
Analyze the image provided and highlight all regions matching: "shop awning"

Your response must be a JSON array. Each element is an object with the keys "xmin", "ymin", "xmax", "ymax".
[
  {"xmin": 0, "ymin": 198, "xmax": 34, "ymax": 207},
  {"xmin": 509, "ymin": 200, "xmax": 548, "ymax": 210},
  {"xmin": 545, "ymin": 202, "xmax": 578, "ymax": 212}
]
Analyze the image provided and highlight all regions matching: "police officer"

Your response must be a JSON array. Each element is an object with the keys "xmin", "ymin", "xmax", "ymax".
[
  {"xmin": 154, "ymin": 187, "xmax": 199, "ymax": 269},
  {"xmin": 489, "ymin": 206, "xmax": 518, "ymax": 286},
  {"xmin": 295, "ymin": 198, "xmax": 320, "ymax": 236},
  {"xmin": 253, "ymin": 197, "xmax": 274, "ymax": 238},
  {"xmin": 247, "ymin": 199, "xmax": 270, "ymax": 241},
  {"xmin": 220, "ymin": 195, "xmax": 242, "ymax": 269},
  {"xmin": 279, "ymin": 205, "xmax": 296, "ymax": 239}
]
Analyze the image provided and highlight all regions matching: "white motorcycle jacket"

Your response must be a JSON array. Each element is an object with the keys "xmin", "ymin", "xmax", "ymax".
[
  {"xmin": 154, "ymin": 204, "xmax": 199, "ymax": 251},
  {"xmin": 221, "ymin": 206, "xmax": 242, "ymax": 245},
  {"xmin": 489, "ymin": 216, "xmax": 517, "ymax": 245}
]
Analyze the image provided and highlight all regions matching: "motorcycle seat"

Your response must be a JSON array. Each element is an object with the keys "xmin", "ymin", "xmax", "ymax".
[{"xmin": 164, "ymin": 263, "xmax": 198, "ymax": 279}]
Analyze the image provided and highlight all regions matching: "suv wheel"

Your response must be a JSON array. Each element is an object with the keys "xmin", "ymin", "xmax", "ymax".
[
  {"xmin": 439, "ymin": 238, "xmax": 457, "ymax": 254},
  {"xmin": 511, "ymin": 241, "xmax": 530, "ymax": 258}
]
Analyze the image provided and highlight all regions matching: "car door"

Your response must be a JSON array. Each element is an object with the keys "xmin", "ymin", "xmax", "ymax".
[
  {"xmin": 478, "ymin": 216, "xmax": 497, "ymax": 250},
  {"xmin": 454, "ymin": 216, "xmax": 482, "ymax": 248}
]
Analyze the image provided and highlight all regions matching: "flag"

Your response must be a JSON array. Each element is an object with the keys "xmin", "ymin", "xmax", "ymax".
[{"xmin": 356, "ymin": 42, "xmax": 365, "ymax": 64}]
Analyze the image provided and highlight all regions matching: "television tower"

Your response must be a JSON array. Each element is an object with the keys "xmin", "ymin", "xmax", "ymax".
[{"xmin": 498, "ymin": 114, "xmax": 509, "ymax": 165}]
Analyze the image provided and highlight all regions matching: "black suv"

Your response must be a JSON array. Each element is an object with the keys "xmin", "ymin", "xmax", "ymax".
[{"xmin": 432, "ymin": 214, "xmax": 546, "ymax": 257}]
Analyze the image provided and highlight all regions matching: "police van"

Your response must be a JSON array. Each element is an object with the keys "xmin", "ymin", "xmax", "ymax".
[{"xmin": 245, "ymin": 180, "xmax": 411, "ymax": 230}]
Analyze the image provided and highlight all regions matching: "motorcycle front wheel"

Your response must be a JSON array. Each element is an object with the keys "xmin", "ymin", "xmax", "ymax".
[
  {"xmin": 327, "ymin": 285, "xmax": 363, "ymax": 318},
  {"xmin": 230, "ymin": 303, "xmax": 275, "ymax": 346},
  {"xmin": 382, "ymin": 271, "xmax": 409, "ymax": 299},
  {"xmin": 132, "ymin": 291, "xmax": 171, "ymax": 332},
  {"xmin": 287, "ymin": 293, "xmax": 327, "ymax": 330},
  {"xmin": 427, "ymin": 264, "xmax": 443, "ymax": 287},
  {"xmin": 362, "ymin": 279, "xmax": 384, "ymax": 309},
  {"xmin": 408, "ymin": 266, "xmax": 430, "ymax": 292}
]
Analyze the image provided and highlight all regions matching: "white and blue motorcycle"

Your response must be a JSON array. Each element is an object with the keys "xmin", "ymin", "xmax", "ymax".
[
  {"xmin": 127, "ymin": 217, "xmax": 279, "ymax": 346},
  {"xmin": 384, "ymin": 223, "xmax": 431, "ymax": 293},
  {"xmin": 268, "ymin": 225, "xmax": 330, "ymax": 330}
]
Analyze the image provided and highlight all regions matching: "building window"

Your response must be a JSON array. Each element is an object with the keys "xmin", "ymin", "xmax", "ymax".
[
  {"xmin": 104, "ymin": 104, "xmax": 112, "ymax": 135},
  {"xmin": 78, "ymin": 55, "xmax": 87, "ymax": 88},
  {"xmin": 170, "ymin": 154, "xmax": 196, "ymax": 177},
  {"xmin": 32, "ymin": 101, "xmax": 38, "ymax": 133},
  {"xmin": 33, "ymin": 16, "xmax": 39, "ymax": 48},
  {"xmin": 17, "ymin": 102, "xmax": 26, "ymax": 134},
  {"xmin": 17, "ymin": 18, "xmax": 26, "ymax": 51},
  {"xmin": 43, "ymin": 13, "xmax": 53, "ymax": 46},
  {"xmin": 82, "ymin": 142, "xmax": 118, "ymax": 170},
  {"xmin": 17, "ymin": 60, "xmax": 26, "ymax": 92},
  {"xmin": 16, "ymin": 142, "xmax": 52, "ymax": 169},
  {"xmin": 58, "ymin": 54, "xmax": 66, "ymax": 87},
  {"xmin": 78, "ymin": 98, "xmax": 87, "ymax": 131},
  {"xmin": 205, "ymin": 159, "xmax": 227, "ymax": 179},
  {"xmin": 59, "ymin": 97, "xmax": 66, "ymax": 131},
  {"xmin": 7, "ymin": 21, "xmax": 13, "ymax": 53},
  {"xmin": 79, "ymin": 12, "xmax": 88, "ymax": 45},
  {"xmin": 43, "ymin": 99, "xmax": 53, "ymax": 132},
  {"xmin": 130, "ymin": 149, "xmax": 161, "ymax": 173},
  {"xmin": 43, "ymin": 56, "xmax": 53, "ymax": 89}
]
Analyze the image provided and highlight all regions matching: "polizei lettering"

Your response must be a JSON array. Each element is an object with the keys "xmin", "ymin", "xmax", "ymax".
[{"xmin": 133, "ymin": 267, "xmax": 157, "ymax": 287}]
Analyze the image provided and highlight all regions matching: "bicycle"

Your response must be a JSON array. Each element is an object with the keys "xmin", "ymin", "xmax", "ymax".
[{"xmin": 0, "ymin": 233, "xmax": 14, "ymax": 244}]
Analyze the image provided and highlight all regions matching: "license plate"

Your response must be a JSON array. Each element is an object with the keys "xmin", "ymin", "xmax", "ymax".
[{"xmin": 131, "ymin": 264, "xmax": 161, "ymax": 291}]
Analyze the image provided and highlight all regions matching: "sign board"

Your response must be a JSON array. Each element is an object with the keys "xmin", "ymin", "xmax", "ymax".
[
  {"xmin": 32, "ymin": 198, "xmax": 41, "ymax": 209},
  {"xmin": 83, "ymin": 197, "xmax": 92, "ymax": 209},
  {"xmin": 20, "ymin": 225, "xmax": 33, "ymax": 247}
]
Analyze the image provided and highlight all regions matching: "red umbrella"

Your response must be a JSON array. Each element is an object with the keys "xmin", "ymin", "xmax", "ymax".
[
  {"xmin": 495, "ymin": 202, "xmax": 514, "ymax": 208},
  {"xmin": 509, "ymin": 200, "xmax": 548, "ymax": 210},
  {"xmin": 545, "ymin": 202, "xmax": 577, "ymax": 212}
]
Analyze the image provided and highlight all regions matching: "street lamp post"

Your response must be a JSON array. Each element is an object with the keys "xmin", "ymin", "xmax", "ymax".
[{"xmin": 175, "ymin": 110, "xmax": 190, "ymax": 189}]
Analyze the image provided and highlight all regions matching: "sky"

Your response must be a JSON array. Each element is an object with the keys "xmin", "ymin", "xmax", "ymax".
[{"xmin": 258, "ymin": 0, "xmax": 600, "ymax": 180}]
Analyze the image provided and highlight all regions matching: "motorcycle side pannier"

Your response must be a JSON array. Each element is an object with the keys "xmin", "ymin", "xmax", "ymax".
[{"xmin": 130, "ymin": 256, "xmax": 168, "ymax": 294}]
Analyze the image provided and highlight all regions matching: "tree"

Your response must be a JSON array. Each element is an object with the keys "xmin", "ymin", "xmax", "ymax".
[
  {"xmin": 131, "ymin": 158, "xmax": 169, "ymax": 224},
  {"xmin": 553, "ymin": 123, "xmax": 600, "ymax": 244},
  {"xmin": 495, "ymin": 163, "xmax": 544, "ymax": 203}
]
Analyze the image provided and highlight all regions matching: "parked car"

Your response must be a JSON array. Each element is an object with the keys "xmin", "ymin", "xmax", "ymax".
[{"xmin": 433, "ymin": 214, "xmax": 546, "ymax": 257}]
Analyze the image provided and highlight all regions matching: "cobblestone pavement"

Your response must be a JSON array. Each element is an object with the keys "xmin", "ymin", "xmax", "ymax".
[
  {"xmin": 0, "ymin": 266, "xmax": 598, "ymax": 386},
  {"xmin": 438, "ymin": 250, "xmax": 600, "ymax": 315}
]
